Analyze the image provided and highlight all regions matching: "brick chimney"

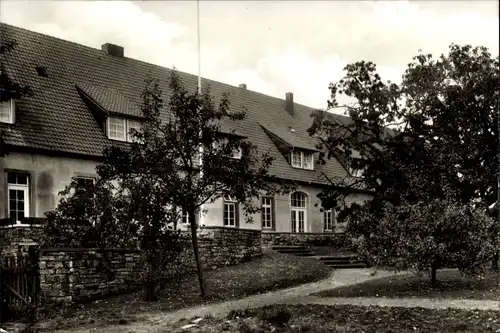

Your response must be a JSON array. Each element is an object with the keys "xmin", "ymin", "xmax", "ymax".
[
  {"xmin": 101, "ymin": 43, "xmax": 124, "ymax": 58},
  {"xmin": 285, "ymin": 92, "xmax": 294, "ymax": 116},
  {"xmin": 239, "ymin": 84, "xmax": 247, "ymax": 89}
]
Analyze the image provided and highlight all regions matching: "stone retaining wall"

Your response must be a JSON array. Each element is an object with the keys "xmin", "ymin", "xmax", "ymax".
[
  {"xmin": 39, "ymin": 248, "xmax": 142, "ymax": 303},
  {"xmin": 0, "ymin": 221, "xmax": 43, "ymax": 256},
  {"xmin": 261, "ymin": 231, "xmax": 347, "ymax": 248},
  {"xmin": 38, "ymin": 227, "xmax": 262, "ymax": 303}
]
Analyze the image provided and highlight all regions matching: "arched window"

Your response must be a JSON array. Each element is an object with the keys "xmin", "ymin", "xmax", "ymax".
[{"xmin": 290, "ymin": 192, "xmax": 307, "ymax": 233}]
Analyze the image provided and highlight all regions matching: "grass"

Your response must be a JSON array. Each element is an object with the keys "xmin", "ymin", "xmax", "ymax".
[
  {"xmin": 314, "ymin": 269, "xmax": 500, "ymax": 300},
  {"xmin": 169, "ymin": 304, "xmax": 500, "ymax": 333},
  {"xmin": 33, "ymin": 249, "xmax": 330, "ymax": 331}
]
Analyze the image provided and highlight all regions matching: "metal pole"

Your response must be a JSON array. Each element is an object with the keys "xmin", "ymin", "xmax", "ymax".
[{"xmin": 197, "ymin": 0, "xmax": 204, "ymax": 227}]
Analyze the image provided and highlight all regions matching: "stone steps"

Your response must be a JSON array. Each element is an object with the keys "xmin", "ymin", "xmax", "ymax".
[{"xmin": 272, "ymin": 246, "xmax": 368, "ymax": 269}]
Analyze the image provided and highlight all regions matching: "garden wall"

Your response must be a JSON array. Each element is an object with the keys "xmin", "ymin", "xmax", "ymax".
[
  {"xmin": 0, "ymin": 219, "xmax": 44, "ymax": 256},
  {"xmin": 39, "ymin": 248, "xmax": 142, "ymax": 303},
  {"xmin": 261, "ymin": 231, "xmax": 347, "ymax": 248},
  {"xmin": 37, "ymin": 226, "xmax": 262, "ymax": 303}
]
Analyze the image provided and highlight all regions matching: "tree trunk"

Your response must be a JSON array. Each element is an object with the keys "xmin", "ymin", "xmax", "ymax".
[
  {"xmin": 492, "ymin": 252, "xmax": 499, "ymax": 272},
  {"xmin": 189, "ymin": 208, "xmax": 206, "ymax": 298},
  {"xmin": 431, "ymin": 264, "xmax": 438, "ymax": 288}
]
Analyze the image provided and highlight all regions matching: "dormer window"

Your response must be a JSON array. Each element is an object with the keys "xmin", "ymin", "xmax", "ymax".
[
  {"xmin": 212, "ymin": 138, "xmax": 242, "ymax": 159},
  {"xmin": 107, "ymin": 116, "xmax": 142, "ymax": 142},
  {"xmin": 348, "ymin": 158, "xmax": 365, "ymax": 178},
  {"xmin": 0, "ymin": 99, "xmax": 15, "ymax": 124},
  {"xmin": 291, "ymin": 150, "xmax": 314, "ymax": 170}
]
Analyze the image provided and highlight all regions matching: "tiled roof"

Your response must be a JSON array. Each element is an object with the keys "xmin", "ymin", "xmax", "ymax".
[
  {"xmin": 260, "ymin": 122, "xmax": 318, "ymax": 151},
  {"xmin": 76, "ymin": 83, "xmax": 143, "ymax": 118},
  {"xmin": 0, "ymin": 23, "xmax": 357, "ymax": 187}
]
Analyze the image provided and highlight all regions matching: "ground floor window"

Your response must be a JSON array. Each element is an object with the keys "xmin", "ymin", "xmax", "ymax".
[
  {"xmin": 324, "ymin": 209, "xmax": 335, "ymax": 232},
  {"xmin": 7, "ymin": 172, "xmax": 30, "ymax": 223},
  {"xmin": 261, "ymin": 196, "xmax": 274, "ymax": 229},
  {"xmin": 223, "ymin": 195, "xmax": 238, "ymax": 227},
  {"xmin": 291, "ymin": 192, "xmax": 307, "ymax": 233}
]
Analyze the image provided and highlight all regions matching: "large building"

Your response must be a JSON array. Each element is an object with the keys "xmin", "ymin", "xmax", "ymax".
[{"xmin": 0, "ymin": 23, "xmax": 371, "ymax": 234}]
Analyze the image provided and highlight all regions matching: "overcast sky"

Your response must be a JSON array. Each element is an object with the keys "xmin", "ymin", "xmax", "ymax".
[{"xmin": 1, "ymin": 0, "xmax": 498, "ymax": 109}]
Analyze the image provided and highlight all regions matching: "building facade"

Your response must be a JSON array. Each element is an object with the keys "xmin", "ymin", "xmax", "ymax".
[{"xmin": 0, "ymin": 23, "xmax": 371, "ymax": 233}]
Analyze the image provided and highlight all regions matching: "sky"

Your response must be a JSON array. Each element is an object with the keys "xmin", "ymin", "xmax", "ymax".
[{"xmin": 0, "ymin": 0, "xmax": 498, "ymax": 110}]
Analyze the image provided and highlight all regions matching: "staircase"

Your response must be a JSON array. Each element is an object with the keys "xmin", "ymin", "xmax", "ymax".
[
  {"xmin": 270, "ymin": 245, "xmax": 316, "ymax": 257},
  {"xmin": 271, "ymin": 246, "xmax": 368, "ymax": 269},
  {"xmin": 316, "ymin": 254, "xmax": 368, "ymax": 269}
]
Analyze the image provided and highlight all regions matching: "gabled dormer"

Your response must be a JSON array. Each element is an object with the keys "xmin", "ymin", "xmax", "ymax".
[
  {"xmin": 76, "ymin": 83, "xmax": 144, "ymax": 142},
  {"xmin": 260, "ymin": 122, "xmax": 318, "ymax": 170},
  {"xmin": 0, "ymin": 99, "xmax": 15, "ymax": 124}
]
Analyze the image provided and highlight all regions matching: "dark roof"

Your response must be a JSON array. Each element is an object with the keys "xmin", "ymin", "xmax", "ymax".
[
  {"xmin": 260, "ymin": 122, "xmax": 318, "ymax": 152},
  {"xmin": 0, "ymin": 23, "xmax": 356, "ymax": 187}
]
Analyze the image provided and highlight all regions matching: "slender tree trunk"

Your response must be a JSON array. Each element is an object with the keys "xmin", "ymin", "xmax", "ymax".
[
  {"xmin": 431, "ymin": 263, "xmax": 438, "ymax": 288},
  {"xmin": 189, "ymin": 208, "xmax": 206, "ymax": 298}
]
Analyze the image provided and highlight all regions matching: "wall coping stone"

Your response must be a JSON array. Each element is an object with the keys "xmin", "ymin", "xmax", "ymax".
[{"xmin": 40, "ymin": 248, "xmax": 141, "ymax": 254}]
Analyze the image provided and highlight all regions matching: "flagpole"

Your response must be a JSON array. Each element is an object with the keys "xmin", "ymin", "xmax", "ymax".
[{"xmin": 197, "ymin": 0, "xmax": 204, "ymax": 227}]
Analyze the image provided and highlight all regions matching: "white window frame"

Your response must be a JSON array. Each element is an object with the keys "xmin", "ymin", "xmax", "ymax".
[
  {"xmin": 223, "ymin": 195, "xmax": 237, "ymax": 227},
  {"xmin": 127, "ymin": 119, "xmax": 142, "ymax": 142},
  {"xmin": 0, "ymin": 99, "xmax": 15, "ymax": 124},
  {"xmin": 324, "ymin": 209, "xmax": 335, "ymax": 232},
  {"xmin": 7, "ymin": 173, "xmax": 30, "ymax": 224},
  {"xmin": 181, "ymin": 210, "xmax": 189, "ymax": 224},
  {"xmin": 290, "ymin": 192, "xmax": 307, "ymax": 233},
  {"xmin": 261, "ymin": 197, "xmax": 273, "ymax": 229},
  {"xmin": 107, "ymin": 116, "xmax": 143, "ymax": 142},
  {"xmin": 291, "ymin": 150, "xmax": 314, "ymax": 170}
]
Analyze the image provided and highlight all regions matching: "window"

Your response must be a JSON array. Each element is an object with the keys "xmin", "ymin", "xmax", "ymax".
[
  {"xmin": 212, "ymin": 138, "xmax": 242, "ymax": 159},
  {"xmin": 348, "ymin": 159, "xmax": 365, "ymax": 178},
  {"xmin": 7, "ymin": 173, "xmax": 30, "ymax": 223},
  {"xmin": 0, "ymin": 99, "xmax": 15, "ymax": 124},
  {"xmin": 290, "ymin": 151, "xmax": 314, "ymax": 170},
  {"xmin": 75, "ymin": 176, "xmax": 95, "ymax": 194},
  {"xmin": 223, "ymin": 195, "xmax": 238, "ymax": 227},
  {"xmin": 181, "ymin": 210, "xmax": 189, "ymax": 224},
  {"xmin": 290, "ymin": 192, "xmax": 307, "ymax": 233},
  {"xmin": 261, "ymin": 197, "xmax": 273, "ymax": 229},
  {"xmin": 324, "ymin": 209, "xmax": 335, "ymax": 232},
  {"xmin": 127, "ymin": 119, "xmax": 142, "ymax": 142},
  {"xmin": 107, "ymin": 116, "xmax": 142, "ymax": 142}
]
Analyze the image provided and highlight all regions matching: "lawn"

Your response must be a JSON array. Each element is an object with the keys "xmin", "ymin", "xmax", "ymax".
[
  {"xmin": 32, "ymin": 249, "xmax": 330, "ymax": 331},
  {"xmin": 314, "ymin": 269, "xmax": 500, "ymax": 300},
  {"xmin": 170, "ymin": 304, "xmax": 500, "ymax": 333}
]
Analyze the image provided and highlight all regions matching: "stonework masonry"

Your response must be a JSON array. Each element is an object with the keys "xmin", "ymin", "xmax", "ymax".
[{"xmin": 36, "ymin": 226, "xmax": 262, "ymax": 303}]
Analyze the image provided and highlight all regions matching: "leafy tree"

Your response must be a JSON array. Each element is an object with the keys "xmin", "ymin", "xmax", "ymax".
[
  {"xmin": 348, "ymin": 199, "xmax": 497, "ymax": 287},
  {"xmin": 97, "ymin": 71, "xmax": 289, "ymax": 298},
  {"xmin": 41, "ymin": 178, "xmax": 138, "ymax": 248},
  {"xmin": 308, "ymin": 44, "xmax": 499, "ymax": 274}
]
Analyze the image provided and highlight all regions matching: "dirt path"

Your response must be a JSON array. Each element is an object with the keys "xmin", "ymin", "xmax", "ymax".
[{"xmin": 51, "ymin": 268, "xmax": 499, "ymax": 333}]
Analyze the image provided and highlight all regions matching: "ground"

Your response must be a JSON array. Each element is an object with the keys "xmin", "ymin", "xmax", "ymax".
[
  {"xmin": 16, "ymin": 248, "xmax": 330, "ymax": 332},
  {"xmin": 171, "ymin": 304, "xmax": 500, "ymax": 333},
  {"xmin": 314, "ymin": 269, "xmax": 500, "ymax": 300}
]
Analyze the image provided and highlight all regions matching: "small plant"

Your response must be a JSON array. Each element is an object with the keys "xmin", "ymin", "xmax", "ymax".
[
  {"xmin": 227, "ymin": 308, "xmax": 248, "ymax": 320},
  {"xmin": 258, "ymin": 306, "xmax": 292, "ymax": 327}
]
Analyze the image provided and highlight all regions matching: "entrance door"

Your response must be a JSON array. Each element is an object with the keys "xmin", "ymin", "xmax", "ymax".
[{"xmin": 291, "ymin": 209, "xmax": 305, "ymax": 233}]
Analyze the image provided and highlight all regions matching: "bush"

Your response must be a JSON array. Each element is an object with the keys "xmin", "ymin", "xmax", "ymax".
[{"xmin": 346, "ymin": 198, "xmax": 498, "ymax": 286}]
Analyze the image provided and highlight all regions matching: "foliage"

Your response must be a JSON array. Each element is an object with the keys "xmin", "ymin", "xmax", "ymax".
[
  {"xmin": 308, "ymin": 44, "xmax": 499, "ymax": 276},
  {"xmin": 346, "ymin": 199, "xmax": 497, "ymax": 285},
  {"xmin": 41, "ymin": 179, "xmax": 138, "ymax": 248},
  {"xmin": 309, "ymin": 44, "xmax": 499, "ymax": 213}
]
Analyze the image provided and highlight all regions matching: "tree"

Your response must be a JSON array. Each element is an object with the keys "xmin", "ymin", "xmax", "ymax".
[
  {"xmin": 97, "ymin": 71, "xmax": 289, "ymax": 298},
  {"xmin": 41, "ymin": 178, "xmax": 138, "ymax": 249},
  {"xmin": 348, "ymin": 199, "xmax": 497, "ymax": 287},
  {"xmin": 308, "ymin": 44, "xmax": 499, "ymax": 276}
]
